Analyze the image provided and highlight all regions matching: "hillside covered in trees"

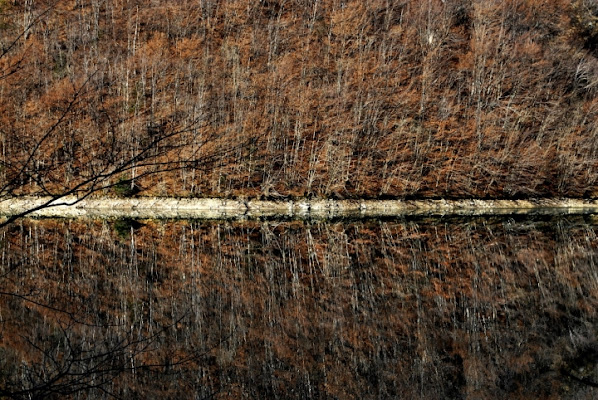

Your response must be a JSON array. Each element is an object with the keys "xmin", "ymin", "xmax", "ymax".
[{"xmin": 1, "ymin": 0, "xmax": 597, "ymax": 200}]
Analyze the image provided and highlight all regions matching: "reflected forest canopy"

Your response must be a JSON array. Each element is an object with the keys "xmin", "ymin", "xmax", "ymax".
[{"xmin": 0, "ymin": 216, "xmax": 597, "ymax": 399}]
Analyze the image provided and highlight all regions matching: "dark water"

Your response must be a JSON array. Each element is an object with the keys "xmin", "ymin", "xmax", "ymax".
[{"xmin": 0, "ymin": 215, "xmax": 597, "ymax": 399}]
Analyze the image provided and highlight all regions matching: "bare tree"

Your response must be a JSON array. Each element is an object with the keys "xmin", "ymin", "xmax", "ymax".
[{"xmin": 0, "ymin": 1, "xmax": 248, "ymax": 226}]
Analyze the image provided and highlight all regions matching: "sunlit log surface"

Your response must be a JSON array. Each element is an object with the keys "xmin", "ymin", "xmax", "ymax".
[{"xmin": 0, "ymin": 216, "xmax": 597, "ymax": 399}]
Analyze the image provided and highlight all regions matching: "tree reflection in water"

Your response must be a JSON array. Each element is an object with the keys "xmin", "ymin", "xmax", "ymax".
[{"xmin": 0, "ymin": 216, "xmax": 597, "ymax": 399}]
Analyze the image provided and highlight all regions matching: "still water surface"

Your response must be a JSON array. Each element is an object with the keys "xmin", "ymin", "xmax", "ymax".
[{"xmin": 0, "ymin": 215, "xmax": 597, "ymax": 399}]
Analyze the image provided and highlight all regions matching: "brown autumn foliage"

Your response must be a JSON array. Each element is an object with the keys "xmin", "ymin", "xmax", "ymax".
[
  {"xmin": 0, "ymin": 0, "xmax": 597, "ymax": 201},
  {"xmin": 0, "ymin": 216, "xmax": 597, "ymax": 398}
]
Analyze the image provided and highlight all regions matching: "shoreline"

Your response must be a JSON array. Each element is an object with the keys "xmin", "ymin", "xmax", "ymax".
[{"xmin": 0, "ymin": 196, "xmax": 597, "ymax": 219}]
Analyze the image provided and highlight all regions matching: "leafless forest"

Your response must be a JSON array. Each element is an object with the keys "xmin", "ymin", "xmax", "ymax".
[
  {"xmin": 1, "ymin": 0, "xmax": 597, "ymax": 200},
  {"xmin": 1, "ymin": 2, "xmax": 598, "ymax": 399}
]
